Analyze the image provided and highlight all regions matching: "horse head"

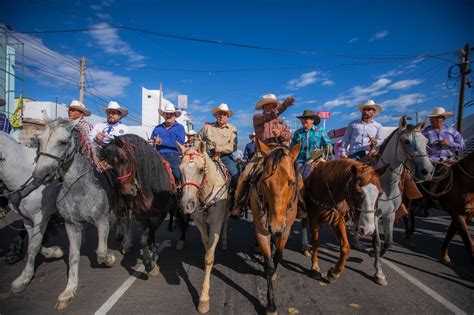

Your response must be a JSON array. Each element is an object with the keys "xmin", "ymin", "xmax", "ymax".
[
  {"xmin": 258, "ymin": 140, "xmax": 301, "ymax": 237},
  {"xmin": 396, "ymin": 116, "xmax": 434, "ymax": 181},
  {"xmin": 178, "ymin": 140, "xmax": 208, "ymax": 214},
  {"xmin": 33, "ymin": 119, "xmax": 79, "ymax": 183}
]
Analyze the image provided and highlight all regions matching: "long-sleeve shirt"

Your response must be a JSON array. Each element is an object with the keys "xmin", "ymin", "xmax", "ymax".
[
  {"xmin": 342, "ymin": 119, "xmax": 384, "ymax": 155},
  {"xmin": 198, "ymin": 122, "xmax": 237, "ymax": 155},
  {"xmin": 0, "ymin": 113, "xmax": 12, "ymax": 133},
  {"xmin": 151, "ymin": 122, "xmax": 185, "ymax": 155},
  {"xmin": 243, "ymin": 142, "xmax": 256, "ymax": 163},
  {"xmin": 291, "ymin": 125, "xmax": 333, "ymax": 163},
  {"xmin": 253, "ymin": 104, "xmax": 291, "ymax": 145},
  {"xmin": 89, "ymin": 121, "xmax": 129, "ymax": 147},
  {"xmin": 422, "ymin": 124, "xmax": 464, "ymax": 161}
]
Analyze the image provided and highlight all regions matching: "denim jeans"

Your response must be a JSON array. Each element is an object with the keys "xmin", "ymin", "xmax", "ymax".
[
  {"xmin": 348, "ymin": 150, "xmax": 367, "ymax": 161},
  {"xmin": 161, "ymin": 152, "xmax": 181, "ymax": 182},
  {"xmin": 220, "ymin": 155, "xmax": 239, "ymax": 190}
]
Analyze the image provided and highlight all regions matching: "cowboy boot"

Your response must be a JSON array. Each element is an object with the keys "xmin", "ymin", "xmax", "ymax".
[{"xmin": 231, "ymin": 179, "xmax": 249, "ymax": 219}]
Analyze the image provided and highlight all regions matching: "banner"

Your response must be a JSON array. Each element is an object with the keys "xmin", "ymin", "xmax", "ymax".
[
  {"xmin": 178, "ymin": 95, "xmax": 188, "ymax": 109},
  {"xmin": 9, "ymin": 95, "xmax": 23, "ymax": 129}
]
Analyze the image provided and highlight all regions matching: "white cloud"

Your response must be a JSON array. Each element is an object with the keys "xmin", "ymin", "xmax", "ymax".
[
  {"xmin": 389, "ymin": 79, "xmax": 423, "ymax": 90},
  {"xmin": 164, "ymin": 89, "xmax": 182, "ymax": 101},
  {"xmin": 322, "ymin": 80, "xmax": 335, "ymax": 86},
  {"xmin": 350, "ymin": 78, "xmax": 391, "ymax": 99},
  {"xmin": 370, "ymin": 30, "xmax": 389, "ymax": 42},
  {"xmin": 304, "ymin": 99, "xmax": 318, "ymax": 104},
  {"xmin": 324, "ymin": 99, "xmax": 347, "ymax": 108},
  {"xmin": 286, "ymin": 71, "xmax": 320, "ymax": 90},
  {"xmin": 89, "ymin": 22, "xmax": 145, "ymax": 65},
  {"xmin": 343, "ymin": 111, "xmax": 360, "ymax": 121},
  {"xmin": 382, "ymin": 93, "xmax": 426, "ymax": 112},
  {"xmin": 377, "ymin": 69, "xmax": 405, "ymax": 79},
  {"xmin": 348, "ymin": 37, "xmax": 359, "ymax": 44},
  {"xmin": 232, "ymin": 111, "xmax": 255, "ymax": 128},
  {"xmin": 376, "ymin": 115, "xmax": 401, "ymax": 123}
]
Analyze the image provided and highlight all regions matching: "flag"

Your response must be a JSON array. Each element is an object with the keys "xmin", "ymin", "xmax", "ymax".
[{"xmin": 9, "ymin": 96, "xmax": 23, "ymax": 129}]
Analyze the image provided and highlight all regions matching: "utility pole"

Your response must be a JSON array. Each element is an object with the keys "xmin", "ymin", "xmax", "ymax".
[
  {"xmin": 456, "ymin": 43, "xmax": 471, "ymax": 132},
  {"xmin": 79, "ymin": 57, "xmax": 86, "ymax": 103}
]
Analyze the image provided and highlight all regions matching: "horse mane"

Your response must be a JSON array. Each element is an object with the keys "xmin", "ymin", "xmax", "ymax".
[
  {"xmin": 377, "ymin": 127, "xmax": 398, "ymax": 157},
  {"xmin": 263, "ymin": 147, "xmax": 289, "ymax": 177}
]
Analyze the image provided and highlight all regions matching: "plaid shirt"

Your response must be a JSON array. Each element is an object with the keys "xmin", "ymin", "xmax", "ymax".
[
  {"xmin": 0, "ymin": 113, "xmax": 12, "ymax": 134},
  {"xmin": 291, "ymin": 125, "xmax": 332, "ymax": 163},
  {"xmin": 422, "ymin": 124, "xmax": 464, "ymax": 161}
]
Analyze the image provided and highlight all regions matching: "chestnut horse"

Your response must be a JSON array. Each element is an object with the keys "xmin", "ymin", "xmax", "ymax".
[
  {"xmin": 249, "ymin": 140, "xmax": 300, "ymax": 315},
  {"xmin": 304, "ymin": 159, "xmax": 383, "ymax": 282}
]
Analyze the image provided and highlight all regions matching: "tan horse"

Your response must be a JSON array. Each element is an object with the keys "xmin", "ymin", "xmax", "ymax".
[
  {"xmin": 249, "ymin": 140, "xmax": 301, "ymax": 315},
  {"xmin": 178, "ymin": 140, "xmax": 229, "ymax": 314}
]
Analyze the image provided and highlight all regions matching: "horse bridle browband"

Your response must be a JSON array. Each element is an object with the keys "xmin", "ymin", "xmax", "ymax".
[{"xmin": 36, "ymin": 132, "xmax": 77, "ymax": 181}]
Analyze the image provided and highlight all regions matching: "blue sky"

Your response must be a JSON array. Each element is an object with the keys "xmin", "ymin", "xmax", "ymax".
[{"xmin": 2, "ymin": 0, "xmax": 473, "ymax": 148}]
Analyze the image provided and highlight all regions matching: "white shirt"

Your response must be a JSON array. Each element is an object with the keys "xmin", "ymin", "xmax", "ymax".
[
  {"xmin": 342, "ymin": 119, "xmax": 384, "ymax": 155},
  {"xmin": 89, "ymin": 121, "xmax": 129, "ymax": 147}
]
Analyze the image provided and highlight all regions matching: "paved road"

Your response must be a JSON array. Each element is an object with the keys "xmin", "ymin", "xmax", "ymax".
[{"xmin": 0, "ymin": 210, "xmax": 473, "ymax": 314}]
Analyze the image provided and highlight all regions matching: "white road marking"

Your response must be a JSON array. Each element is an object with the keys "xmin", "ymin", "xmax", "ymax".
[
  {"xmin": 382, "ymin": 258, "xmax": 467, "ymax": 315},
  {"xmin": 95, "ymin": 240, "xmax": 172, "ymax": 315}
]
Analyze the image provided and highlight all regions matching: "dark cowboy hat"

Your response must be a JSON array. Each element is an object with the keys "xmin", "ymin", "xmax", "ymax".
[{"xmin": 296, "ymin": 110, "xmax": 321, "ymax": 125}]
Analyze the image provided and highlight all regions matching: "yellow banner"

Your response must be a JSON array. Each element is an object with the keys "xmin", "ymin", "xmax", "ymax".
[{"xmin": 9, "ymin": 96, "xmax": 23, "ymax": 129}]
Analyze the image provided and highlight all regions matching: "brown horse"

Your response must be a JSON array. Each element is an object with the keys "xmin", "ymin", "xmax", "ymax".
[
  {"xmin": 304, "ymin": 159, "xmax": 383, "ymax": 282},
  {"xmin": 415, "ymin": 151, "xmax": 474, "ymax": 265},
  {"xmin": 249, "ymin": 140, "xmax": 300, "ymax": 315}
]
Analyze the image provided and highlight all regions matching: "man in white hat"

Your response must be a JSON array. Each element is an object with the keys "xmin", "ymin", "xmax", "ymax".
[
  {"xmin": 149, "ymin": 103, "xmax": 185, "ymax": 182},
  {"xmin": 89, "ymin": 101, "xmax": 129, "ymax": 147},
  {"xmin": 423, "ymin": 107, "xmax": 464, "ymax": 161},
  {"xmin": 342, "ymin": 100, "xmax": 384, "ymax": 160},
  {"xmin": 67, "ymin": 100, "xmax": 93, "ymax": 134},
  {"xmin": 0, "ymin": 98, "xmax": 12, "ymax": 134},
  {"xmin": 198, "ymin": 103, "xmax": 239, "ymax": 192},
  {"xmin": 184, "ymin": 129, "xmax": 197, "ymax": 148}
]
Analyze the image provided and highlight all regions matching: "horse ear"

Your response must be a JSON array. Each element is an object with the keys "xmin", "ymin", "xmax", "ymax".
[
  {"xmin": 257, "ymin": 138, "xmax": 270, "ymax": 157},
  {"xmin": 416, "ymin": 120, "xmax": 426, "ymax": 131},
  {"xmin": 351, "ymin": 165, "xmax": 358, "ymax": 177},
  {"xmin": 177, "ymin": 141, "xmax": 186, "ymax": 154},
  {"xmin": 374, "ymin": 164, "xmax": 389, "ymax": 177},
  {"xmin": 399, "ymin": 115, "xmax": 408, "ymax": 129},
  {"xmin": 198, "ymin": 140, "xmax": 206, "ymax": 154},
  {"xmin": 289, "ymin": 141, "xmax": 302, "ymax": 160},
  {"xmin": 41, "ymin": 110, "xmax": 53, "ymax": 125}
]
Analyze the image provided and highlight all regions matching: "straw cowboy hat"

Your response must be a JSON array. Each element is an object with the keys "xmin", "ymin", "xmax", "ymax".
[
  {"xmin": 68, "ymin": 100, "xmax": 91, "ymax": 117},
  {"xmin": 357, "ymin": 100, "xmax": 382, "ymax": 115},
  {"xmin": 211, "ymin": 103, "xmax": 233, "ymax": 117},
  {"xmin": 296, "ymin": 109, "xmax": 321, "ymax": 125},
  {"xmin": 255, "ymin": 93, "xmax": 281, "ymax": 110},
  {"xmin": 186, "ymin": 129, "xmax": 197, "ymax": 136},
  {"xmin": 159, "ymin": 103, "xmax": 182, "ymax": 118},
  {"xmin": 249, "ymin": 132, "xmax": 256, "ymax": 139},
  {"xmin": 103, "ymin": 101, "xmax": 128, "ymax": 118},
  {"xmin": 427, "ymin": 107, "xmax": 453, "ymax": 119}
]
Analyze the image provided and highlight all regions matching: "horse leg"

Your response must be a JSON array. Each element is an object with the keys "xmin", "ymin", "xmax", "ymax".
[
  {"xmin": 119, "ymin": 214, "xmax": 133, "ymax": 255},
  {"xmin": 309, "ymin": 218, "xmax": 323, "ymax": 280},
  {"xmin": 350, "ymin": 225, "xmax": 368, "ymax": 253},
  {"xmin": 193, "ymin": 214, "xmax": 209, "ymax": 251},
  {"xmin": 301, "ymin": 217, "xmax": 311, "ymax": 257},
  {"xmin": 380, "ymin": 212, "xmax": 395, "ymax": 257},
  {"xmin": 95, "ymin": 218, "xmax": 116, "ymax": 267},
  {"xmin": 220, "ymin": 210, "xmax": 229, "ymax": 251},
  {"xmin": 452, "ymin": 215, "xmax": 474, "ymax": 264},
  {"xmin": 197, "ymin": 220, "xmax": 223, "ymax": 314},
  {"xmin": 372, "ymin": 220, "xmax": 387, "ymax": 286},
  {"xmin": 56, "ymin": 223, "xmax": 83, "ymax": 310},
  {"xmin": 145, "ymin": 214, "xmax": 166, "ymax": 277},
  {"xmin": 11, "ymin": 216, "xmax": 49, "ymax": 293},
  {"xmin": 440, "ymin": 219, "xmax": 458, "ymax": 265},
  {"xmin": 176, "ymin": 212, "xmax": 188, "ymax": 251},
  {"xmin": 256, "ymin": 233, "xmax": 276, "ymax": 315},
  {"xmin": 327, "ymin": 218, "xmax": 350, "ymax": 282}
]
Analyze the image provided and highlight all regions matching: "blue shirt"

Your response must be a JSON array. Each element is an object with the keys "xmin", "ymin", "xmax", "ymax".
[
  {"xmin": 243, "ymin": 142, "xmax": 256, "ymax": 162},
  {"xmin": 151, "ymin": 122, "xmax": 185, "ymax": 155},
  {"xmin": 290, "ymin": 125, "xmax": 332, "ymax": 163},
  {"xmin": 0, "ymin": 113, "xmax": 12, "ymax": 134}
]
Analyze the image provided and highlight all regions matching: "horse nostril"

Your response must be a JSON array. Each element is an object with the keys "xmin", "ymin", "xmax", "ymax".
[
  {"xmin": 421, "ymin": 169, "xmax": 429, "ymax": 176},
  {"xmin": 359, "ymin": 227, "xmax": 365, "ymax": 235}
]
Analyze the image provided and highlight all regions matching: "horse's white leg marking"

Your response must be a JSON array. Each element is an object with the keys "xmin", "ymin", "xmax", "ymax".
[{"xmin": 96, "ymin": 218, "xmax": 115, "ymax": 267}]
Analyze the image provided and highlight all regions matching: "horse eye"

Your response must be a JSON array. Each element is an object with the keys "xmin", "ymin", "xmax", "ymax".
[
  {"xmin": 199, "ymin": 169, "xmax": 205, "ymax": 174},
  {"xmin": 288, "ymin": 181, "xmax": 296, "ymax": 187},
  {"xmin": 403, "ymin": 139, "xmax": 410, "ymax": 145},
  {"xmin": 59, "ymin": 140, "xmax": 69, "ymax": 145}
]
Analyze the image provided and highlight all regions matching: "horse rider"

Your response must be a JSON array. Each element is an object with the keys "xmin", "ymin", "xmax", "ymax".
[
  {"xmin": 231, "ymin": 94, "xmax": 294, "ymax": 219},
  {"xmin": 67, "ymin": 100, "xmax": 93, "ymax": 135},
  {"xmin": 291, "ymin": 109, "xmax": 332, "ymax": 170},
  {"xmin": 184, "ymin": 129, "xmax": 197, "ymax": 149},
  {"xmin": 422, "ymin": 107, "xmax": 465, "ymax": 162},
  {"xmin": 149, "ymin": 104, "xmax": 185, "ymax": 182},
  {"xmin": 0, "ymin": 98, "xmax": 12, "ymax": 134},
  {"xmin": 89, "ymin": 101, "xmax": 129, "ymax": 147},
  {"xmin": 341, "ymin": 100, "xmax": 384, "ymax": 160},
  {"xmin": 243, "ymin": 132, "xmax": 256, "ymax": 164},
  {"xmin": 198, "ymin": 103, "xmax": 239, "ymax": 201}
]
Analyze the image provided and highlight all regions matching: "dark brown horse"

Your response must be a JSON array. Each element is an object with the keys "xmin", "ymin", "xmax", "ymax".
[
  {"xmin": 304, "ymin": 159, "xmax": 383, "ymax": 281},
  {"xmin": 249, "ymin": 140, "xmax": 300, "ymax": 315},
  {"xmin": 411, "ymin": 151, "xmax": 474, "ymax": 265}
]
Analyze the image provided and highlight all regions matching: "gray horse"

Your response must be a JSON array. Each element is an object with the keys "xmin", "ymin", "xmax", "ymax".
[
  {"xmin": 32, "ymin": 119, "xmax": 116, "ymax": 309},
  {"xmin": 0, "ymin": 132, "xmax": 64, "ymax": 293}
]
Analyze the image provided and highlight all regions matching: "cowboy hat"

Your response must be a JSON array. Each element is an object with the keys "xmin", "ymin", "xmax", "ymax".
[
  {"xmin": 357, "ymin": 100, "xmax": 382, "ymax": 115},
  {"xmin": 186, "ymin": 129, "xmax": 197, "ymax": 136},
  {"xmin": 211, "ymin": 103, "xmax": 233, "ymax": 117},
  {"xmin": 67, "ymin": 100, "xmax": 91, "ymax": 117},
  {"xmin": 255, "ymin": 93, "xmax": 281, "ymax": 110},
  {"xmin": 159, "ymin": 103, "xmax": 182, "ymax": 118},
  {"xmin": 296, "ymin": 109, "xmax": 321, "ymax": 125},
  {"xmin": 103, "ymin": 101, "xmax": 128, "ymax": 118},
  {"xmin": 427, "ymin": 107, "xmax": 453, "ymax": 119},
  {"xmin": 249, "ymin": 132, "xmax": 256, "ymax": 139}
]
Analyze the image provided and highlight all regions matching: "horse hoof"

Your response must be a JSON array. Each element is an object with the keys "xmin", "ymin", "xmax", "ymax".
[
  {"xmin": 148, "ymin": 263, "xmax": 160, "ymax": 277},
  {"xmin": 374, "ymin": 275, "xmax": 388, "ymax": 286},
  {"xmin": 105, "ymin": 254, "xmax": 117, "ymax": 268},
  {"xmin": 55, "ymin": 297, "xmax": 73, "ymax": 310},
  {"xmin": 368, "ymin": 249, "xmax": 376, "ymax": 257},
  {"xmin": 11, "ymin": 279, "xmax": 28, "ymax": 293},
  {"xmin": 271, "ymin": 272, "xmax": 277, "ymax": 281},
  {"xmin": 266, "ymin": 308, "xmax": 277, "ymax": 315},
  {"xmin": 327, "ymin": 268, "xmax": 340, "ymax": 283},
  {"xmin": 441, "ymin": 256, "xmax": 452, "ymax": 266},
  {"xmin": 309, "ymin": 269, "xmax": 323, "ymax": 280},
  {"xmin": 302, "ymin": 247, "xmax": 311, "ymax": 257},
  {"xmin": 198, "ymin": 299, "xmax": 210, "ymax": 313},
  {"xmin": 121, "ymin": 245, "xmax": 132, "ymax": 255},
  {"xmin": 176, "ymin": 240, "xmax": 185, "ymax": 251}
]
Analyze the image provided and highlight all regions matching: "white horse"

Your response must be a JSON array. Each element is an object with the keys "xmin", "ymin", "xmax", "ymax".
[
  {"xmin": 178, "ymin": 141, "xmax": 229, "ymax": 314},
  {"xmin": 353, "ymin": 116, "xmax": 434, "ymax": 285},
  {"xmin": 0, "ymin": 132, "xmax": 64, "ymax": 293}
]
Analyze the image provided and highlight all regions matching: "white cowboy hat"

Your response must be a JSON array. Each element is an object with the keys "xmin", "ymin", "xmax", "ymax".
[
  {"xmin": 186, "ymin": 129, "xmax": 197, "ymax": 136},
  {"xmin": 211, "ymin": 103, "xmax": 233, "ymax": 117},
  {"xmin": 427, "ymin": 107, "xmax": 453, "ymax": 119},
  {"xmin": 357, "ymin": 100, "xmax": 382, "ymax": 115},
  {"xmin": 249, "ymin": 132, "xmax": 256, "ymax": 139},
  {"xmin": 159, "ymin": 103, "xmax": 182, "ymax": 118},
  {"xmin": 255, "ymin": 93, "xmax": 281, "ymax": 110},
  {"xmin": 67, "ymin": 100, "xmax": 91, "ymax": 117},
  {"xmin": 103, "ymin": 101, "xmax": 128, "ymax": 118}
]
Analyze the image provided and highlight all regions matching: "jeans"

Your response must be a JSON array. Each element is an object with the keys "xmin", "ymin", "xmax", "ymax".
[
  {"xmin": 348, "ymin": 150, "xmax": 367, "ymax": 161},
  {"xmin": 221, "ymin": 155, "xmax": 239, "ymax": 190},
  {"xmin": 161, "ymin": 153, "xmax": 181, "ymax": 182}
]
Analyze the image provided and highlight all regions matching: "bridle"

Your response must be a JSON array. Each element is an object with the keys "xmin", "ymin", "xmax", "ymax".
[{"xmin": 181, "ymin": 152, "xmax": 208, "ymax": 190}]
